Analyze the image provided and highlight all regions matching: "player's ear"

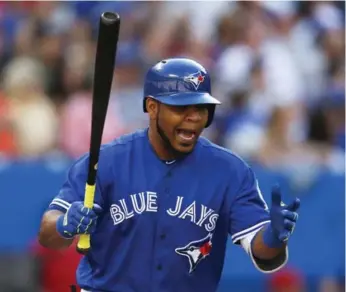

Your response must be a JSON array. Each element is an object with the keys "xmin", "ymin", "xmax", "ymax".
[{"xmin": 146, "ymin": 97, "xmax": 158, "ymax": 120}]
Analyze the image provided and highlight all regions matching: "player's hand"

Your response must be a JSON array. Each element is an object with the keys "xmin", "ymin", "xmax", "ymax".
[
  {"xmin": 263, "ymin": 185, "xmax": 300, "ymax": 248},
  {"xmin": 56, "ymin": 202, "xmax": 103, "ymax": 239}
]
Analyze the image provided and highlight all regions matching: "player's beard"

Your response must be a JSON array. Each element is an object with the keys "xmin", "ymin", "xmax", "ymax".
[{"xmin": 156, "ymin": 107, "xmax": 191, "ymax": 159}]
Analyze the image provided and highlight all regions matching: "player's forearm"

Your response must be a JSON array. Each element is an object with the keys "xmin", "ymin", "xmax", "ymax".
[
  {"xmin": 251, "ymin": 227, "xmax": 286, "ymax": 260},
  {"xmin": 38, "ymin": 210, "xmax": 74, "ymax": 249}
]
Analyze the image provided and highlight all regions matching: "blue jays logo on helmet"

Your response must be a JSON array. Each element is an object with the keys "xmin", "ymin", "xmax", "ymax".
[
  {"xmin": 175, "ymin": 233, "xmax": 213, "ymax": 273},
  {"xmin": 184, "ymin": 71, "xmax": 205, "ymax": 90}
]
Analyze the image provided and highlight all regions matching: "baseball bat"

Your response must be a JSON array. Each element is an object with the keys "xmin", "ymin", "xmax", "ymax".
[{"xmin": 77, "ymin": 12, "xmax": 121, "ymax": 254}]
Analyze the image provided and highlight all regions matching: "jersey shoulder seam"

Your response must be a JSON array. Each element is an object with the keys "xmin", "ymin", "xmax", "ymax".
[
  {"xmin": 198, "ymin": 139, "xmax": 245, "ymax": 164},
  {"xmin": 101, "ymin": 129, "xmax": 147, "ymax": 151}
]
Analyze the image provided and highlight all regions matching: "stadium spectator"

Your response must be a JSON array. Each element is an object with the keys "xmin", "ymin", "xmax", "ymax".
[
  {"xmin": 33, "ymin": 241, "xmax": 82, "ymax": 292},
  {"xmin": 1, "ymin": 56, "xmax": 58, "ymax": 158},
  {"xmin": 0, "ymin": 2, "xmax": 344, "ymax": 290},
  {"xmin": 59, "ymin": 85, "xmax": 125, "ymax": 159},
  {"xmin": 267, "ymin": 266, "xmax": 306, "ymax": 292}
]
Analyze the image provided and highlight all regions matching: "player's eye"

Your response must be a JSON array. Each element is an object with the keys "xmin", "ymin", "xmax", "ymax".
[
  {"xmin": 167, "ymin": 104, "xmax": 188, "ymax": 113},
  {"xmin": 175, "ymin": 105, "xmax": 188, "ymax": 112},
  {"xmin": 195, "ymin": 105, "xmax": 209, "ymax": 114},
  {"xmin": 195, "ymin": 104, "xmax": 208, "ymax": 110}
]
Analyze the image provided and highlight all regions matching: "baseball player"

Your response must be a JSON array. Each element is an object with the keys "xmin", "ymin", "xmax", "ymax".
[{"xmin": 38, "ymin": 58, "xmax": 300, "ymax": 292}]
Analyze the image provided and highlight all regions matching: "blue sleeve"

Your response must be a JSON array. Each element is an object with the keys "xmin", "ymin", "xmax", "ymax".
[
  {"xmin": 229, "ymin": 165, "xmax": 270, "ymax": 244},
  {"xmin": 48, "ymin": 154, "xmax": 105, "ymax": 213}
]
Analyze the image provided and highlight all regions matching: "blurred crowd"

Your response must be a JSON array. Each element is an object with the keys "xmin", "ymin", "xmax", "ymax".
[
  {"xmin": 0, "ymin": 1, "xmax": 344, "ymax": 176},
  {"xmin": 0, "ymin": 2, "xmax": 344, "ymax": 292}
]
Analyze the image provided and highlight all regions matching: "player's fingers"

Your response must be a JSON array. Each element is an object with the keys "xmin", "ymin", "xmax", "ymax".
[
  {"xmin": 76, "ymin": 219, "xmax": 94, "ymax": 234},
  {"xmin": 78, "ymin": 206, "xmax": 92, "ymax": 216},
  {"xmin": 71, "ymin": 211, "xmax": 87, "ymax": 223},
  {"xmin": 76, "ymin": 204, "xmax": 100, "ymax": 217},
  {"xmin": 93, "ymin": 204, "xmax": 103, "ymax": 215},
  {"xmin": 271, "ymin": 185, "xmax": 282, "ymax": 207},
  {"xmin": 282, "ymin": 210, "xmax": 298, "ymax": 222},
  {"xmin": 87, "ymin": 220, "xmax": 98, "ymax": 234},
  {"xmin": 284, "ymin": 219, "xmax": 295, "ymax": 231},
  {"xmin": 85, "ymin": 209, "xmax": 99, "ymax": 221},
  {"xmin": 278, "ymin": 231, "xmax": 290, "ymax": 242},
  {"xmin": 80, "ymin": 215, "xmax": 94, "ymax": 226},
  {"xmin": 82, "ymin": 218, "xmax": 95, "ymax": 234},
  {"xmin": 76, "ymin": 207, "xmax": 100, "ymax": 222},
  {"xmin": 286, "ymin": 198, "xmax": 300, "ymax": 212},
  {"xmin": 70, "ymin": 215, "xmax": 92, "ymax": 230},
  {"xmin": 69, "ymin": 215, "xmax": 83, "ymax": 227}
]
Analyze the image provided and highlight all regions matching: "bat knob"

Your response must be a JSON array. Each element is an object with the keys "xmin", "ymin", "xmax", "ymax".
[
  {"xmin": 76, "ymin": 246, "xmax": 90, "ymax": 255},
  {"xmin": 101, "ymin": 12, "xmax": 120, "ymax": 25}
]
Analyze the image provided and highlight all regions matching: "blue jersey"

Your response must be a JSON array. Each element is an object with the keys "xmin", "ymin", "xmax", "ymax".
[{"xmin": 49, "ymin": 128, "xmax": 270, "ymax": 292}]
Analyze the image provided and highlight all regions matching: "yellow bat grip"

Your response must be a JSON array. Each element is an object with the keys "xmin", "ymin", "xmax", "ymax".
[{"xmin": 77, "ymin": 184, "xmax": 96, "ymax": 253}]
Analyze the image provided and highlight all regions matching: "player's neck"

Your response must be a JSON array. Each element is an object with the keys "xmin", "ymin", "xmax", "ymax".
[{"xmin": 148, "ymin": 126, "xmax": 177, "ymax": 161}]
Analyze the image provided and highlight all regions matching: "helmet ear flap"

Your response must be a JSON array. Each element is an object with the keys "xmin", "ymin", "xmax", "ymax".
[
  {"xmin": 143, "ymin": 97, "xmax": 148, "ymax": 112},
  {"xmin": 205, "ymin": 105, "xmax": 215, "ymax": 128}
]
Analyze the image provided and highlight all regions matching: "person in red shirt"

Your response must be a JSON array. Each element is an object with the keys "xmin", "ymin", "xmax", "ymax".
[
  {"xmin": 268, "ymin": 267, "xmax": 306, "ymax": 292},
  {"xmin": 0, "ymin": 93, "xmax": 16, "ymax": 157},
  {"xmin": 33, "ymin": 240, "xmax": 82, "ymax": 292}
]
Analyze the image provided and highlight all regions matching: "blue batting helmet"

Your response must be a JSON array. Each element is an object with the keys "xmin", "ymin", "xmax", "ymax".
[{"xmin": 143, "ymin": 58, "xmax": 221, "ymax": 128}]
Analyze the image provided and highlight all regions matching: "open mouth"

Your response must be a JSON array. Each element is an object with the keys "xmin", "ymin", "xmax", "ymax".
[{"xmin": 176, "ymin": 129, "xmax": 196, "ymax": 142}]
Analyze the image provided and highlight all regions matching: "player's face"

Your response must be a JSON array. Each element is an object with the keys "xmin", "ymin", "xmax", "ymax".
[{"xmin": 156, "ymin": 102, "xmax": 209, "ymax": 154}]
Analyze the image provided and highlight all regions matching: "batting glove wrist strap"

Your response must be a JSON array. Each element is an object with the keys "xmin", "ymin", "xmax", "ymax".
[
  {"xmin": 56, "ymin": 215, "xmax": 74, "ymax": 239},
  {"xmin": 262, "ymin": 224, "xmax": 285, "ymax": 248}
]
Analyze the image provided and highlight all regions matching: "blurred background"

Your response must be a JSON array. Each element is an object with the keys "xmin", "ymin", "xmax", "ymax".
[{"xmin": 0, "ymin": 1, "xmax": 344, "ymax": 292}]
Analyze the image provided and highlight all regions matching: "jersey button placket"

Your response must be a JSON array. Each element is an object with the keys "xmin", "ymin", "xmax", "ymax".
[
  {"xmin": 153, "ymin": 165, "xmax": 172, "ymax": 289},
  {"xmin": 165, "ymin": 169, "xmax": 172, "ymax": 195}
]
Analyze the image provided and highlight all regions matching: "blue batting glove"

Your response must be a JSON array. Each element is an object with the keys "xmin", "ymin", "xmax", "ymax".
[
  {"xmin": 56, "ymin": 202, "xmax": 103, "ymax": 239},
  {"xmin": 263, "ymin": 185, "xmax": 300, "ymax": 248}
]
